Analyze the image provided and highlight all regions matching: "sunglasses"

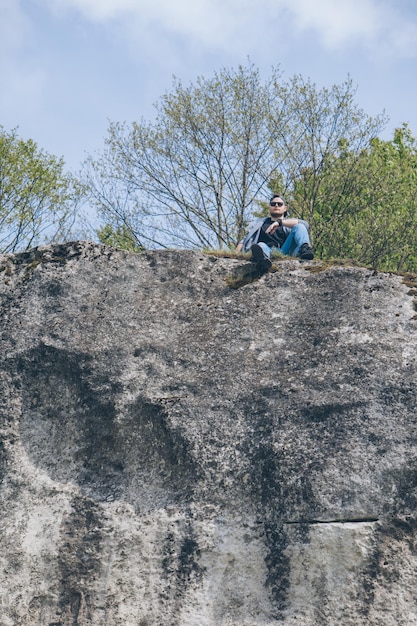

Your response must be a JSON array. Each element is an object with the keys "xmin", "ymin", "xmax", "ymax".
[{"xmin": 270, "ymin": 201, "xmax": 284, "ymax": 207}]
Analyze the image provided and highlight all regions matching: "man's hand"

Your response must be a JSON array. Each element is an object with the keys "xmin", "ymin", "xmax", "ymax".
[{"xmin": 265, "ymin": 220, "xmax": 282, "ymax": 234}]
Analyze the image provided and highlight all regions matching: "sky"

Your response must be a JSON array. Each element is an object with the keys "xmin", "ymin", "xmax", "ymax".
[{"xmin": 2, "ymin": 0, "xmax": 417, "ymax": 175}]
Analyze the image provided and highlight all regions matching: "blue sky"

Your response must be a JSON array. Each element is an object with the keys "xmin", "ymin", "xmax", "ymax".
[{"xmin": 2, "ymin": 0, "xmax": 417, "ymax": 174}]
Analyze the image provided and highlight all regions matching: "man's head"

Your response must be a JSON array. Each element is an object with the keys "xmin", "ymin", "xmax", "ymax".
[{"xmin": 269, "ymin": 195, "xmax": 288, "ymax": 219}]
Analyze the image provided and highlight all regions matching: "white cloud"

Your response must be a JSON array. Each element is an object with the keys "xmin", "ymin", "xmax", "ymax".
[
  {"xmin": 283, "ymin": 0, "xmax": 381, "ymax": 47},
  {"xmin": 49, "ymin": 0, "xmax": 136, "ymax": 21},
  {"xmin": 285, "ymin": 0, "xmax": 417, "ymax": 58},
  {"xmin": 41, "ymin": 0, "xmax": 417, "ymax": 60},
  {"xmin": 46, "ymin": 0, "xmax": 242, "ymax": 47}
]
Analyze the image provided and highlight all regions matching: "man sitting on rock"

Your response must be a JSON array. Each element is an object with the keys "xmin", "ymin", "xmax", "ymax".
[{"xmin": 236, "ymin": 194, "xmax": 314, "ymax": 270}]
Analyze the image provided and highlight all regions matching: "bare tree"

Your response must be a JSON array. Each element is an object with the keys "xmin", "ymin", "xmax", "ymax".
[
  {"xmin": 271, "ymin": 76, "xmax": 387, "ymax": 240},
  {"xmin": 83, "ymin": 65, "xmax": 386, "ymax": 250},
  {"xmin": 84, "ymin": 64, "xmax": 293, "ymax": 249}
]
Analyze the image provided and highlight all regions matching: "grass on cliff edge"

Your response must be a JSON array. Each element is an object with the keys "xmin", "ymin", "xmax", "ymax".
[
  {"xmin": 204, "ymin": 250, "xmax": 417, "ymax": 305},
  {"xmin": 205, "ymin": 248, "xmax": 366, "ymax": 266},
  {"xmin": 204, "ymin": 249, "xmax": 368, "ymax": 289}
]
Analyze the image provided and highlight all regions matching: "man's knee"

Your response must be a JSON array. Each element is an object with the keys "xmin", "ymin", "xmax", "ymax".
[{"xmin": 293, "ymin": 222, "xmax": 309, "ymax": 234}]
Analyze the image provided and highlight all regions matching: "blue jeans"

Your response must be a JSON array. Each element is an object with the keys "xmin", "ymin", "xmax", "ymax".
[{"xmin": 257, "ymin": 223, "xmax": 310, "ymax": 258}]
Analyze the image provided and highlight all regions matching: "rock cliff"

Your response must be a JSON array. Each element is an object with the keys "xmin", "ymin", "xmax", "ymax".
[{"xmin": 1, "ymin": 241, "xmax": 417, "ymax": 626}]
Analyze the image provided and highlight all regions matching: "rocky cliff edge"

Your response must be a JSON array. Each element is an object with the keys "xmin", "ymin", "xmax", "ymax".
[{"xmin": 1, "ymin": 241, "xmax": 417, "ymax": 626}]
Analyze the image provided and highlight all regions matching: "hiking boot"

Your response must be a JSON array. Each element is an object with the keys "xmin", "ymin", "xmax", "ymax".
[
  {"xmin": 298, "ymin": 243, "xmax": 314, "ymax": 260},
  {"xmin": 251, "ymin": 244, "xmax": 272, "ymax": 270}
]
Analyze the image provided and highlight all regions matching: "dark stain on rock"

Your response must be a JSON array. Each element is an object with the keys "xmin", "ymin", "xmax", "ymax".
[
  {"xmin": 301, "ymin": 400, "xmax": 364, "ymax": 424},
  {"xmin": 160, "ymin": 524, "xmax": 204, "ymax": 623},
  {"xmin": 359, "ymin": 516, "xmax": 417, "ymax": 617},
  {"xmin": 262, "ymin": 522, "xmax": 290, "ymax": 618},
  {"xmin": 241, "ymin": 393, "xmax": 321, "ymax": 519},
  {"xmin": 385, "ymin": 464, "xmax": 417, "ymax": 514},
  {"xmin": 0, "ymin": 440, "xmax": 6, "ymax": 484},
  {"xmin": 238, "ymin": 396, "xmax": 317, "ymax": 614},
  {"xmin": 46, "ymin": 280, "xmax": 67, "ymax": 297},
  {"xmin": 178, "ymin": 536, "xmax": 202, "ymax": 582},
  {"xmin": 161, "ymin": 529, "xmax": 203, "ymax": 585},
  {"xmin": 17, "ymin": 344, "xmax": 200, "ymax": 508},
  {"xmin": 123, "ymin": 396, "xmax": 201, "ymax": 501},
  {"xmin": 54, "ymin": 495, "xmax": 103, "ymax": 625}
]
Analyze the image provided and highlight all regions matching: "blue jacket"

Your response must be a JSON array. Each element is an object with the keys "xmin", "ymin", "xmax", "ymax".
[{"xmin": 240, "ymin": 218, "xmax": 309, "ymax": 251}]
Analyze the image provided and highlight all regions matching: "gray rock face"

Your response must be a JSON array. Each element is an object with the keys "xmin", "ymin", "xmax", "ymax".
[{"xmin": 1, "ymin": 241, "xmax": 417, "ymax": 625}]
